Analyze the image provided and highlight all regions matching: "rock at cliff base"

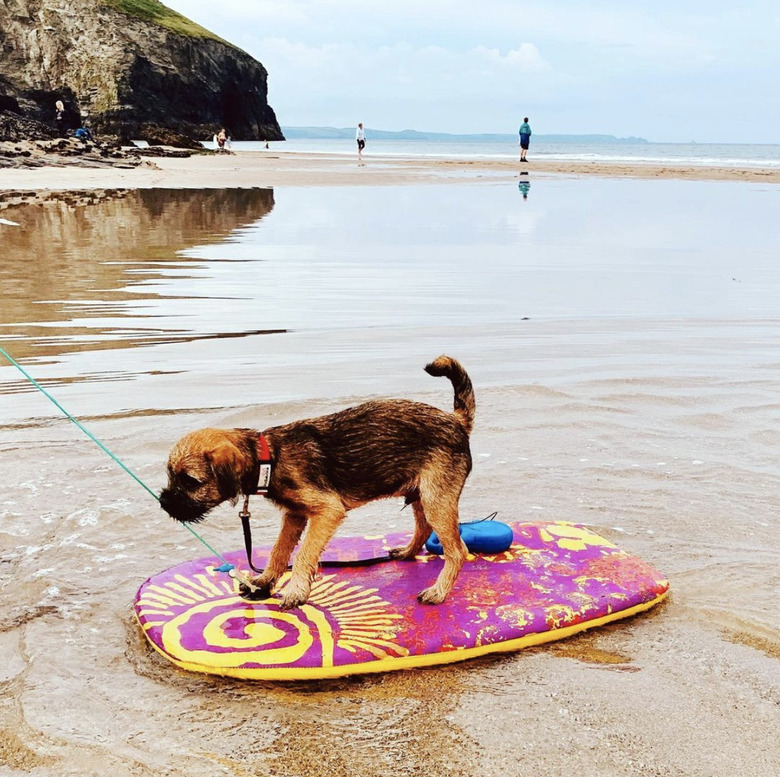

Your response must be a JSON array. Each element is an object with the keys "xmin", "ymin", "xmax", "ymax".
[
  {"xmin": 137, "ymin": 124, "xmax": 204, "ymax": 149},
  {"xmin": 0, "ymin": 111, "xmax": 58, "ymax": 142},
  {"xmin": 0, "ymin": 136, "xmax": 148, "ymax": 170}
]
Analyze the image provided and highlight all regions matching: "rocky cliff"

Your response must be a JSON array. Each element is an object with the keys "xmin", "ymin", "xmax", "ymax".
[{"xmin": 0, "ymin": 0, "xmax": 283, "ymax": 142}]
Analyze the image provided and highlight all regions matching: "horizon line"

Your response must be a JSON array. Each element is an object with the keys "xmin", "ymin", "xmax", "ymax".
[{"xmin": 279, "ymin": 127, "xmax": 775, "ymax": 145}]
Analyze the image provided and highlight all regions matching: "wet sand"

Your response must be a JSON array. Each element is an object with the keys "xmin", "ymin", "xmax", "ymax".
[
  {"xmin": 0, "ymin": 148, "xmax": 778, "ymax": 197},
  {"xmin": 2, "ymin": 344, "xmax": 779, "ymax": 776},
  {"xmin": 1, "ymin": 174, "xmax": 779, "ymax": 776}
]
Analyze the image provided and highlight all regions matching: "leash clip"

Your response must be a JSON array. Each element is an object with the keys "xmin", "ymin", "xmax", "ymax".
[{"xmin": 239, "ymin": 494, "xmax": 251, "ymax": 521}]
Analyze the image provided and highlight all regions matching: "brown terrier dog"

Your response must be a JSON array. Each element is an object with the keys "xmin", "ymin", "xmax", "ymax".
[{"xmin": 159, "ymin": 355, "xmax": 475, "ymax": 610}]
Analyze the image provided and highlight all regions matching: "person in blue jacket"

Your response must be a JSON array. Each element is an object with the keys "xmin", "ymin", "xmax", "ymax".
[{"xmin": 518, "ymin": 117, "xmax": 532, "ymax": 162}]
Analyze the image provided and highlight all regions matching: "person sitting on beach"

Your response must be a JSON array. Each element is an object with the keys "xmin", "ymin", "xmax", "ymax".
[
  {"xmin": 216, "ymin": 128, "xmax": 227, "ymax": 152},
  {"xmin": 74, "ymin": 127, "xmax": 94, "ymax": 143},
  {"xmin": 518, "ymin": 117, "xmax": 532, "ymax": 162}
]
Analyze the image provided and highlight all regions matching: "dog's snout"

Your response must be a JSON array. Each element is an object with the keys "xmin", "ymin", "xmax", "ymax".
[
  {"xmin": 159, "ymin": 488, "xmax": 175, "ymax": 512},
  {"xmin": 159, "ymin": 487, "xmax": 181, "ymax": 518},
  {"xmin": 159, "ymin": 487, "xmax": 207, "ymax": 523}
]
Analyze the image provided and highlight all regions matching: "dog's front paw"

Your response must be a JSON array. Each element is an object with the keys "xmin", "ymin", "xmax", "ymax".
[
  {"xmin": 239, "ymin": 584, "xmax": 266, "ymax": 601},
  {"xmin": 278, "ymin": 581, "xmax": 311, "ymax": 611},
  {"xmin": 388, "ymin": 545, "xmax": 417, "ymax": 561},
  {"xmin": 278, "ymin": 592, "xmax": 308, "ymax": 611},
  {"xmin": 239, "ymin": 577, "xmax": 274, "ymax": 601},
  {"xmin": 417, "ymin": 586, "xmax": 446, "ymax": 605}
]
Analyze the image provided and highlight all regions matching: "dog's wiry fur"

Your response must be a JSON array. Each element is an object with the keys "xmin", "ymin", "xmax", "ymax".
[{"xmin": 160, "ymin": 355, "xmax": 475, "ymax": 610}]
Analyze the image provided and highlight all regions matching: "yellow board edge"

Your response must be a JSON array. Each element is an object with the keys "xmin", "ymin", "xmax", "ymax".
[{"xmin": 135, "ymin": 587, "xmax": 670, "ymax": 681}]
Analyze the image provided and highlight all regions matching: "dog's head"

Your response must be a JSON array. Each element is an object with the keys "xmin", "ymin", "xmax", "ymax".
[{"xmin": 159, "ymin": 428, "xmax": 253, "ymax": 523}]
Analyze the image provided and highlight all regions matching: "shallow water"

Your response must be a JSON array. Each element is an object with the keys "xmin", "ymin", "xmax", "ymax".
[
  {"xmin": 2, "ymin": 178, "xmax": 779, "ymax": 418},
  {"xmin": 242, "ymin": 138, "xmax": 780, "ymax": 168},
  {"xmin": 0, "ymin": 179, "xmax": 779, "ymax": 776}
]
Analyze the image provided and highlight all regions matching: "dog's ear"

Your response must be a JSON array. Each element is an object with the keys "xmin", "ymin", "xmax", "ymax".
[{"xmin": 205, "ymin": 439, "xmax": 245, "ymax": 502}]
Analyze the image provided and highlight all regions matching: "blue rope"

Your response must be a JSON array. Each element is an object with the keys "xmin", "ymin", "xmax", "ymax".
[{"xmin": 0, "ymin": 344, "xmax": 234, "ymax": 570}]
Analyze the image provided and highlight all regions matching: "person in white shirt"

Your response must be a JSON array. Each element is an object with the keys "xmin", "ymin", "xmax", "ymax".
[{"xmin": 356, "ymin": 122, "xmax": 366, "ymax": 162}]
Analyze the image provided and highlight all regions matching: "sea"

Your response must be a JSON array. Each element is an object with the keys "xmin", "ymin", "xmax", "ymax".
[{"xmin": 225, "ymin": 137, "xmax": 780, "ymax": 169}]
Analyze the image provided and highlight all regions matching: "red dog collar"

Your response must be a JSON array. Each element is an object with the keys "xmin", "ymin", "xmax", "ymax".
[{"xmin": 256, "ymin": 432, "xmax": 272, "ymax": 495}]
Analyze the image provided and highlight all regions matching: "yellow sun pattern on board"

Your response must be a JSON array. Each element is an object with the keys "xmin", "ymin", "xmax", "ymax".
[{"xmin": 141, "ymin": 570, "xmax": 410, "ymax": 670}]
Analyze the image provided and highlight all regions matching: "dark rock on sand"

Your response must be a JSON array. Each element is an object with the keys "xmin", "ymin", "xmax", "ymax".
[
  {"xmin": 0, "ymin": 135, "xmax": 147, "ymax": 170},
  {"xmin": 0, "ymin": 111, "xmax": 57, "ymax": 142},
  {"xmin": 132, "ymin": 146, "xmax": 194, "ymax": 158},
  {"xmin": 0, "ymin": 110, "xmax": 194, "ymax": 167},
  {"xmin": 0, "ymin": 0, "xmax": 284, "ymax": 144},
  {"xmin": 136, "ymin": 124, "xmax": 204, "ymax": 150}
]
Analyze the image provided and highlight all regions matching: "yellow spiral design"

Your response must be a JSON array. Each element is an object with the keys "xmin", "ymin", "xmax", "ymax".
[{"xmin": 160, "ymin": 598, "xmax": 334, "ymax": 670}]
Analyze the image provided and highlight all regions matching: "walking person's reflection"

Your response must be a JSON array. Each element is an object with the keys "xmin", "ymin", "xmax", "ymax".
[{"xmin": 518, "ymin": 176, "xmax": 531, "ymax": 200}]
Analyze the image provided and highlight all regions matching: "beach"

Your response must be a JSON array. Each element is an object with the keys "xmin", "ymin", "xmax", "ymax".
[
  {"xmin": 1, "ymin": 149, "xmax": 780, "ymax": 200},
  {"xmin": 1, "ymin": 153, "xmax": 779, "ymax": 777}
]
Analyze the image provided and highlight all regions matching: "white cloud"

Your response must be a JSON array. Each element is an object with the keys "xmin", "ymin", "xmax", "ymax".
[
  {"xmin": 255, "ymin": 38, "xmax": 552, "ymax": 131},
  {"xmin": 163, "ymin": 0, "xmax": 780, "ymax": 141}
]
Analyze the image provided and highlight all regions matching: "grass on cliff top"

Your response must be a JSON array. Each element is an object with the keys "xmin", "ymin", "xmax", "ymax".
[{"xmin": 100, "ymin": 0, "xmax": 230, "ymax": 43}]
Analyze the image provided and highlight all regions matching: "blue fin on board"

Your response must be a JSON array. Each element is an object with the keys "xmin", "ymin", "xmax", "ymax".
[{"xmin": 425, "ymin": 519, "xmax": 513, "ymax": 555}]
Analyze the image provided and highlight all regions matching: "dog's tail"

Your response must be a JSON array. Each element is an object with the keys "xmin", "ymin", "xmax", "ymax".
[{"xmin": 424, "ymin": 355, "xmax": 476, "ymax": 436}]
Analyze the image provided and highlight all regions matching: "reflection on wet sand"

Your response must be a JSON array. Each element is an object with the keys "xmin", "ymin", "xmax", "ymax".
[
  {"xmin": 0, "ymin": 188, "xmax": 276, "ymax": 360},
  {"xmin": 518, "ymin": 172, "xmax": 531, "ymax": 200}
]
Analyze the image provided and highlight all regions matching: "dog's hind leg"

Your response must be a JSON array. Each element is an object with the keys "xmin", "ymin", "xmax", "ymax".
[
  {"xmin": 246, "ymin": 511, "xmax": 307, "ymax": 598},
  {"xmin": 389, "ymin": 499, "xmax": 431, "ymax": 560},
  {"xmin": 279, "ymin": 497, "xmax": 346, "ymax": 610},
  {"xmin": 416, "ymin": 469, "xmax": 469, "ymax": 605}
]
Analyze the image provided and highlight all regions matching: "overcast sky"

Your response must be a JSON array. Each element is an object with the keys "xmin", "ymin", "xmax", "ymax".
[{"xmin": 166, "ymin": 0, "xmax": 779, "ymax": 143}]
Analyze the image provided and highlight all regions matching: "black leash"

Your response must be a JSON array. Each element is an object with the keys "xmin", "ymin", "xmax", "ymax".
[
  {"xmin": 240, "ymin": 495, "xmax": 502, "ymax": 574},
  {"xmin": 240, "ymin": 500, "xmax": 393, "ymax": 573},
  {"xmin": 240, "ymin": 508, "xmax": 266, "ymax": 573}
]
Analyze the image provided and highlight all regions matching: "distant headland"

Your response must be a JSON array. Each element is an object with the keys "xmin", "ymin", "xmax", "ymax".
[{"xmin": 282, "ymin": 127, "xmax": 649, "ymax": 144}]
